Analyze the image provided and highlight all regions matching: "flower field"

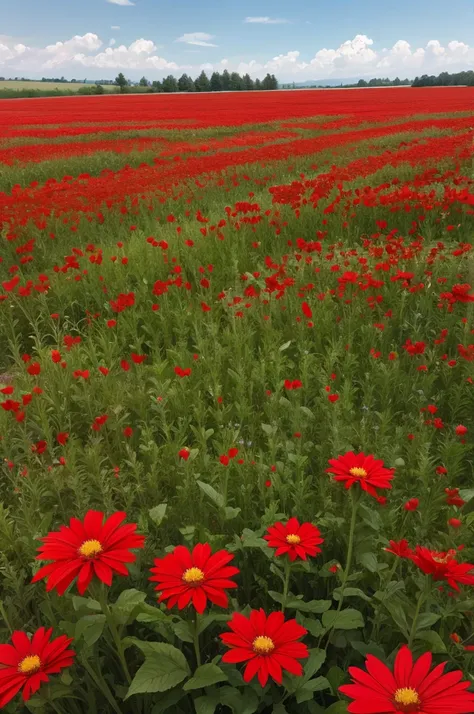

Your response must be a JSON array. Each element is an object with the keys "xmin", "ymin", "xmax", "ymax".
[{"xmin": 1, "ymin": 86, "xmax": 474, "ymax": 713}]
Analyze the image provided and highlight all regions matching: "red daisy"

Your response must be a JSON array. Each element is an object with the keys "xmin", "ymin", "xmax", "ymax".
[
  {"xmin": 32, "ymin": 510, "xmax": 145, "ymax": 595},
  {"xmin": 384, "ymin": 539, "xmax": 413, "ymax": 558},
  {"xmin": 264, "ymin": 517, "xmax": 324, "ymax": 561},
  {"xmin": 326, "ymin": 451, "xmax": 395, "ymax": 498},
  {"xmin": 409, "ymin": 546, "xmax": 474, "ymax": 591},
  {"xmin": 0, "ymin": 627, "xmax": 75, "ymax": 708},
  {"xmin": 220, "ymin": 609, "xmax": 308, "ymax": 687},
  {"xmin": 149, "ymin": 543, "xmax": 239, "ymax": 614},
  {"xmin": 340, "ymin": 644, "xmax": 474, "ymax": 713}
]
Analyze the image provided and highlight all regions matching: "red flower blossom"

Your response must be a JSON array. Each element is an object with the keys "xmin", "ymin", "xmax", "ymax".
[
  {"xmin": 445, "ymin": 488, "xmax": 466, "ymax": 507},
  {"xmin": 0, "ymin": 627, "xmax": 75, "ymax": 708},
  {"xmin": 284, "ymin": 379, "xmax": 303, "ymax": 390},
  {"xmin": 327, "ymin": 452, "xmax": 395, "ymax": 498},
  {"xmin": 56, "ymin": 432, "xmax": 69, "ymax": 446},
  {"xmin": 123, "ymin": 426, "xmax": 133, "ymax": 438},
  {"xmin": 410, "ymin": 546, "xmax": 474, "ymax": 591},
  {"xmin": 384, "ymin": 539, "xmax": 412, "ymax": 558},
  {"xmin": 179, "ymin": 447, "xmax": 190, "ymax": 460},
  {"xmin": 404, "ymin": 498, "xmax": 419, "ymax": 511},
  {"xmin": 27, "ymin": 362, "xmax": 41, "ymax": 376},
  {"xmin": 340, "ymin": 645, "xmax": 474, "ymax": 714},
  {"xmin": 220, "ymin": 609, "xmax": 308, "ymax": 687},
  {"xmin": 150, "ymin": 543, "xmax": 239, "ymax": 614},
  {"xmin": 32, "ymin": 511, "xmax": 145, "ymax": 595},
  {"xmin": 455, "ymin": 424, "xmax": 468, "ymax": 436},
  {"xmin": 264, "ymin": 517, "xmax": 324, "ymax": 561},
  {"xmin": 449, "ymin": 518, "xmax": 462, "ymax": 528}
]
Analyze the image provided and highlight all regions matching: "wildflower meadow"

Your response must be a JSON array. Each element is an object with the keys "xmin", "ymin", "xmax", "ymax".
[{"xmin": 1, "ymin": 87, "xmax": 474, "ymax": 713}]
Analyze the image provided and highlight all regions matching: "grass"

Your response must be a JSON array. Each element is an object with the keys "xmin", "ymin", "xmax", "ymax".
[{"xmin": 0, "ymin": 80, "xmax": 117, "ymax": 92}]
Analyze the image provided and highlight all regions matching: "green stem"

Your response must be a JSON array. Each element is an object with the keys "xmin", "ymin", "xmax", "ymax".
[
  {"xmin": 193, "ymin": 614, "xmax": 202, "ymax": 668},
  {"xmin": 81, "ymin": 656, "xmax": 123, "ymax": 714},
  {"xmin": 98, "ymin": 585, "xmax": 132, "ymax": 685},
  {"xmin": 319, "ymin": 489, "xmax": 359, "ymax": 648},
  {"xmin": 408, "ymin": 585, "xmax": 427, "ymax": 649},
  {"xmin": 281, "ymin": 560, "xmax": 291, "ymax": 612}
]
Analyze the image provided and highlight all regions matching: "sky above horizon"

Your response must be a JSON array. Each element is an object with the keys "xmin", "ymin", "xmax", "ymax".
[{"xmin": 1, "ymin": 0, "xmax": 474, "ymax": 82}]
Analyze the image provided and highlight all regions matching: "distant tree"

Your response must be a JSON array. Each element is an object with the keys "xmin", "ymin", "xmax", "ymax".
[
  {"xmin": 139, "ymin": 76, "xmax": 149, "ymax": 87},
  {"xmin": 392, "ymin": 76, "xmax": 401, "ymax": 86},
  {"xmin": 195, "ymin": 70, "xmax": 211, "ymax": 92},
  {"xmin": 229, "ymin": 72, "xmax": 243, "ymax": 90},
  {"xmin": 254, "ymin": 78, "xmax": 262, "ymax": 90},
  {"xmin": 221, "ymin": 69, "xmax": 231, "ymax": 91},
  {"xmin": 94, "ymin": 83, "xmax": 105, "ymax": 94},
  {"xmin": 210, "ymin": 71, "xmax": 222, "ymax": 91},
  {"xmin": 242, "ymin": 73, "xmax": 254, "ymax": 91},
  {"xmin": 178, "ymin": 73, "xmax": 195, "ymax": 92},
  {"xmin": 261, "ymin": 73, "xmax": 273, "ymax": 90},
  {"xmin": 357, "ymin": 78, "xmax": 368, "ymax": 87},
  {"xmin": 70, "ymin": 78, "xmax": 77, "ymax": 83},
  {"xmin": 162, "ymin": 75, "xmax": 178, "ymax": 92},
  {"xmin": 115, "ymin": 73, "xmax": 128, "ymax": 93},
  {"xmin": 151, "ymin": 80, "xmax": 163, "ymax": 93}
]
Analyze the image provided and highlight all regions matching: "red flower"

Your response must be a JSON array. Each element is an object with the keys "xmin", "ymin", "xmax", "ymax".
[
  {"xmin": 179, "ymin": 447, "xmax": 190, "ymax": 461},
  {"xmin": 0, "ymin": 627, "xmax": 75, "ymax": 708},
  {"xmin": 340, "ymin": 645, "xmax": 474, "ymax": 714},
  {"xmin": 150, "ymin": 543, "xmax": 239, "ymax": 614},
  {"xmin": 32, "ymin": 511, "xmax": 145, "ymax": 595},
  {"xmin": 123, "ymin": 427, "xmax": 133, "ymax": 438},
  {"xmin": 449, "ymin": 518, "xmax": 462, "ymax": 528},
  {"xmin": 455, "ymin": 424, "xmax": 468, "ymax": 436},
  {"xmin": 328, "ymin": 393, "xmax": 339, "ymax": 403},
  {"xmin": 264, "ymin": 517, "xmax": 324, "ymax": 561},
  {"xmin": 404, "ymin": 498, "xmax": 419, "ymax": 511},
  {"xmin": 131, "ymin": 353, "xmax": 147, "ymax": 364},
  {"xmin": 51, "ymin": 350, "xmax": 61, "ymax": 364},
  {"xmin": 27, "ymin": 362, "xmax": 41, "ymax": 376},
  {"xmin": 445, "ymin": 488, "xmax": 465, "ymax": 507},
  {"xmin": 384, "ymin": 539, "xmax": 412, "ymax": 558},
  {"xmin": 284, "ymin": 379, "xmax": 303, "ymax": 390},
  {"xmin": 436, "ymin": 465, "xmax": 448, "ymax": 475},
  {"xmin": 56, "ymin": 432, "xmax": 69, "ymax": 446},
  {"xmin": 220, "ymin": 609, "xmax": 308, "ymax": 687},
  {"xmin": 326, "ymin": 452, "xmax": 395, "ymax": 498},
  {"xmin": 410, "ymin": 546, "xmax": 474, "ymax": 591}
]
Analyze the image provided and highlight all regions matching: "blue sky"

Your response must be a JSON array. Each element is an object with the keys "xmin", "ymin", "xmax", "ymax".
[{"xmin": 1, "ymin": 0, "xmax": 474, "ymax": 80}]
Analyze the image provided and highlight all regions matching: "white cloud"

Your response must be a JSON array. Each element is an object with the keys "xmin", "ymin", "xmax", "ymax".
[
  {"xmin": 109, "ymin": 38, "xmax": 116, "ymax": 46},
  {"xmin": 1, "ymin": 31, "xmax": 474, "ymax": 81},
  {"xmin": 245, "ymin": 17, "xmax": 289, "ymax": 24},
  {"xmin": 176, "ymin": 32, "xmax": 217, "ymax": 47},
  {"xmin": 111, "ymin": 25, "xmax": 121, "ymax": 30},
  {"xmin": 106, "ymin": 0, "xmax": 135, "ymax": 5}
]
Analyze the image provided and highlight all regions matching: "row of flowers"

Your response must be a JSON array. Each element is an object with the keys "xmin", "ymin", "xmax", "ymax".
[{"xmin": 2, "ymin": 451, "xmax": 474, "ymax": 711}]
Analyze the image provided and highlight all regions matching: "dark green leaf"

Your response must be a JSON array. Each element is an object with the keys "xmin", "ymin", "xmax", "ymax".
[
  {"xmin": 183, "ymin": 663, "xmax": 228, "ymax": 690},
  {"xmin": 149, "ymin": 504, "xmax": 168, "ymax": 526},
  {"xmin": 126, "ymin": 645, "xmax": 190, "ymax": 697},
  {"xmin": 322, "ymin": 609, "xmax": 364, "ymax": 630}
]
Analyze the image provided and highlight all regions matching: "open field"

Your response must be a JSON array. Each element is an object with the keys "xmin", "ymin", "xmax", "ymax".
[
  {"xmin": 1, "ymin": 87, "xmax": 474, "ymax": 713},
  {"xmin": 0, "ymin": 80, "xmax": 116, "ymax": 92}
]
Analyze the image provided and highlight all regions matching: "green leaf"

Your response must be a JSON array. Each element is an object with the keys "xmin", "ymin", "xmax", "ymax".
[
  {"xmin": 183, "ymin": 663, "xmax": 228, "ymax": 691},
  {"xmin": 358, "ymin": 552, "xmax": 378, "ymax": 572},
  {"xmin": 219, "ymin": 687, "xmax": 259, "ymax": 714},
  {"xmin": 149, "ymin": 504, "xmax": 168, "ymax": 526},
  {"xmin": 269, "ymin": 592, "xmax": 331, "ymax": 613},
  {"xmin": 195, "ymin": 693, "xmax": 220, "ymax": 714},
  {"xmin": 296, "ymin": 677, "xmax": 330, "ymax": 703},
  {"xmin": 75, "ymin": 614, "xmax": 106, "ymax": 646},
  {"xmin": 126, "ymin": 645, "xmax": 190, "ymax": 697},
  {"xmin": 416, "ymin": 613, "xmax": 441, "ymax": 630},
  {"xmin": 197, "ymin": 480, "xmax": 225, "ymax": 508},
  {"xmin": 151, "ymin": 689, "xmax": 187, "ymax": 713},
  {"xmin": 114, "ymin": 589, "xmax": 147, "ymax": 613},
  {"xmin": 325, "ymin": 665, "xmax": 346, "ymax": 696},
  {"xmin": 382, "ymin": 600, "xmax": 409, "ymax": 635},
  {"xmin": 224, "ymin": 506, "xmax": 241, "ymax": 520},
  {"xmin": 322, "ymin": 609, "xmax": 364, "ymax": 630},
  {"xmin": 416, "ymin": 630, "xmax": 447, "ymax": 653},
  {"xmin": 302, "ymin": 648, "xmax": 326, "ymax": 682},
  {"xmin": 273, "ymin": 704, "xmax": 289, "ymax": 714},
  {"xmin": 72, "ymin": 596, "xmax": 101, "ymax": 612},
  {"xmin": 279, "ymin": 340, "xmax": 292, "ymax": 351},
  {"xmin": 333, "ymin": 587, "xmax": 372, "ymax": 602},
  {"xmin": 325, "ymin": 701, "xmax": 351, "ymax": 714},
  {"xmin": 351, "ymin": 641, "xmax": 386, "ymax": 660},
  {"xmin": 135, "ymin": 604, "xmax": 171, "ymax": 624}
]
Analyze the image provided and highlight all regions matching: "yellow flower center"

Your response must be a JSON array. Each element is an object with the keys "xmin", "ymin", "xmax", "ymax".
[
  {"xmin": 253, "ymin": 636, "xmax": 275, "ymax": 655},
  {"xmin": 349, "ymin": 467, "xmax": 368, "ymax": 478},
  {"xmin": 286, "ymin": 533, "xmax": 301, "ymax": 545},
  {"xmin": 432, "ymin": 554, "xmax": 449, "ymax": 564},
  {"xmin": 18, "ymin": 655, "xmax": 41, "ymax": 675},
  {"xmin": 394, "ymin": 687, "xmax": 421, "ymax": 712},
  {"xmin": 78, "ymin": 539, "xmax": 103, "ymax": 558},
  {"xmin": 182, "ymin": 567, "xmax": 205, "ymax": 585}
]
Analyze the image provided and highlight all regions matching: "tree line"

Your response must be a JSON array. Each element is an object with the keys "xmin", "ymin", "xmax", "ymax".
[
  {"xmin": 114, "ymin": 70, "xmax": 279, "ymax": 93},
  {"xmin": 412, "ymin": 70, "xmax": 474, "ymax": 87}
]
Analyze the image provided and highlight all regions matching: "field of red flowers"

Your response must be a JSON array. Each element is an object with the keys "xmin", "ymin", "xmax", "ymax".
[{"xmin": 1, "ymin": 87, "xmax": 474, "ymax": 714}]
